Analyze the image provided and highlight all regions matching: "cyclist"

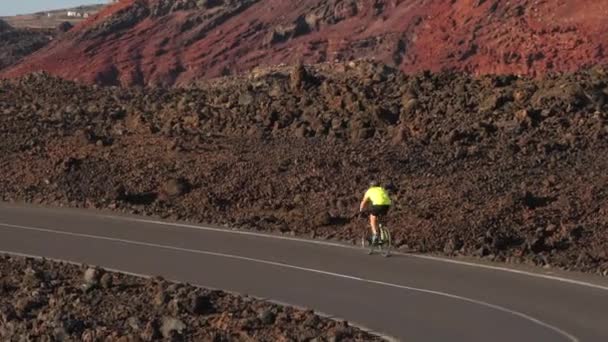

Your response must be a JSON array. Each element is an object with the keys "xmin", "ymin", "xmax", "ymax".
[{"xmin": 359, "ymin": 181, "xmax": 392, "ymax": 244}]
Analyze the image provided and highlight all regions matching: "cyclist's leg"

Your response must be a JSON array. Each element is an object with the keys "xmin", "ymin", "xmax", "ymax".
[
  {"xmin": 369, "ymin": 213, "xmax": 379, "ymax": 242},
  {"xmin": 376, "ymin": 206, "xmax": 389, "ymax": 242}
]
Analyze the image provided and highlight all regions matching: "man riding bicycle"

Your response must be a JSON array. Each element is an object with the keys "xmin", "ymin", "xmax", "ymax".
[{"xmin": 359, "ymin": 181, "xmax": 392, "ymax": 244}]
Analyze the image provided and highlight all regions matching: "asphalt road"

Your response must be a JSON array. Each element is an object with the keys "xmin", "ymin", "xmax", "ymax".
[{"xmin": 0, "ymin": 203, "xmax": 607, "ymax": 341}]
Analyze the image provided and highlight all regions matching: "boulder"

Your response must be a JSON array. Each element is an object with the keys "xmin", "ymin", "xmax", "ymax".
[{"xmin": 160, "ymin": 317, "xmax": 186, "ymax": 339}]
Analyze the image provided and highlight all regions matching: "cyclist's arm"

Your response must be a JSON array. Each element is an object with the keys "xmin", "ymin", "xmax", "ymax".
[{"xmin": 359, "ymin": 195, "xmax": 370, "ymax": 212}]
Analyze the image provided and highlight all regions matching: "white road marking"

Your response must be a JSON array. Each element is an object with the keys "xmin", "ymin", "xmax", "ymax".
[
  {"xmin": 3, "ymin": 205, "xmax": 606, "ymax": 291},
  {"xmin": 100, "ymin": 214, "xmax": 608, "ymax": 292},
  {"xmin": 0, "ymin": 221, "xmax": 578, "ymax": 342}
]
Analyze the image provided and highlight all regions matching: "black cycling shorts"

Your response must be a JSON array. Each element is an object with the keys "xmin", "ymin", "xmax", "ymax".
[{"xmin": 370, "ymin": 205, "xmax": 390, "ymax": 217}]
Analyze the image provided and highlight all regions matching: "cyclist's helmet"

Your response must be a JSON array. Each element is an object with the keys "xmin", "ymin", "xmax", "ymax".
[{"xmin": 369, "ymin": 180, "xmax": 379, "ymax": 187}]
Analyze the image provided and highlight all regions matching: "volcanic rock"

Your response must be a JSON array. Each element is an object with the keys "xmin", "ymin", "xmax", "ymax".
[
  {"xmin": 1, "ymin": 62, "xmax": 608, "ymax": 274},
  {"xmin": 3, "ymin": 1, "xmax": 608, "ymax": 86},
  {"xmin": 0, "ymin": 20, "xmax": 52, "ymax": 70}
]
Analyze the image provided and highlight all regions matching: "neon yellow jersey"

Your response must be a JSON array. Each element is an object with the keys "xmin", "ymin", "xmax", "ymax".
[{"xmin": 364, "ymin": 187, "xmax": 392, "ymax": 206}]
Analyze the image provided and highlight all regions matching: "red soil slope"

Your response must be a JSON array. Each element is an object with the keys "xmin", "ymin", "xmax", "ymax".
[{"xmin": 3, "ymin": 0, "xmax": 607, "ymax": 86}]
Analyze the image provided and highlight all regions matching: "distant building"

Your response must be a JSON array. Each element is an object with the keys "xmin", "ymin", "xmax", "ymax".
[{"xmin": 67, "ymin": 11, "xmax": 88, "ymax": 18}]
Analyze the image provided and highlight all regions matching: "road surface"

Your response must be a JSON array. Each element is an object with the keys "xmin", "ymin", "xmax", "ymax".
[{"xmin": 0, "ymin": 203, "xmax": 607, "ymax": 341}]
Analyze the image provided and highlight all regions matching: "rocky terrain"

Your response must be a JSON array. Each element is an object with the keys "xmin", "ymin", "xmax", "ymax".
[
  {"xmin": 0, "ymin": 19, "xmax": 53, "ymax": 71},
  {"xmin": 1, "ymin": 61, "xmax": 607, "ymax": 275},
  {"xmin": 0, "ymin": 254, "xmax": 378, "ymax": 341},
  {"xmin": 2, "ymin": 0, "xmax": 607, "ymax": 86}
]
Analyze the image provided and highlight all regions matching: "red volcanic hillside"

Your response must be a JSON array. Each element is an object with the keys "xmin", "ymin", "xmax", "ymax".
[{"xmin": 3, "ymin": 0, "xmax": 607, "ymax": 86}]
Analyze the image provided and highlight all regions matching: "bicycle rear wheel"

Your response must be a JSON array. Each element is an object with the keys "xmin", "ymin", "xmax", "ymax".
[{"xmin": 380, "ymin": 226, "xmax": 391, "ymax": 257}]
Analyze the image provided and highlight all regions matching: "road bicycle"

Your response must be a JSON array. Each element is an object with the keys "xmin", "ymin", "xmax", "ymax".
[{"xmin": 359, "ymin": 213, "xmax": 392, "ymax": 257}]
